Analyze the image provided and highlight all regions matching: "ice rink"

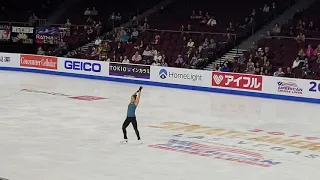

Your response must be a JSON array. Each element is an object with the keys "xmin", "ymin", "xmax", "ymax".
[{"xmin": 0, "ymin": 71, "xmax": 319, "ymax": 180}]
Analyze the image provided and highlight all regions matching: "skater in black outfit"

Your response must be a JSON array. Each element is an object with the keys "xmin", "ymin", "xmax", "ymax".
[{"xmin": 121, "ymin": 86, "xmax": 142, "ymax": 143}]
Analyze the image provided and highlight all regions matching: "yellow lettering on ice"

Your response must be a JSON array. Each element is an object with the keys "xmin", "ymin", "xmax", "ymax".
[
  {"xmin": 149, "ymin": 122, "xmax": 189, "ymax": 129},
  {"xmin": 299, "ymin": 143, "xmax": 320, "ymax": 151},
  {"xmin": 172, "ymin": 125, "xmax": 210, "ymax": 132},
  {"xmin": 227, "ymin": 132, "xmax": 252, "ymax": 138},
  {"xmin": 247, "ymin": 136, "xmax": 296, "ymax": 144},
  {"xmin": 200, "ymin": 128, "xmax": 228, "ymax": 135}
]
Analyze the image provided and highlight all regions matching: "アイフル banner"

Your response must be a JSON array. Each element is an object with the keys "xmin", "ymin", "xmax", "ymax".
[{"xmin": 212, "ymin": 71, "xmax": 263, "ymax": 91}]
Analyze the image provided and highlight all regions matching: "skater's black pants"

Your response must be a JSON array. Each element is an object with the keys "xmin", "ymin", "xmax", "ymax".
[{"xmin": 122, "ymin": 117, "xmax": 140, "ymax": 140}]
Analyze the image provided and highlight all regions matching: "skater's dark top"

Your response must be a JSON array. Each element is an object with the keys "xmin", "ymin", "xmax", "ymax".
[{"xmin": 127, "ymin": 103, "xmax": 137, "ymax": 117}]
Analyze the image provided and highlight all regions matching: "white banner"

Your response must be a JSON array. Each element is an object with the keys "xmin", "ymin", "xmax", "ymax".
[
  {"xmin": 11, "ymin": 26, "xmax": 34, "ymax": 34},
  {"xmin": 0, "ymin": 53, "xmax": 20, "ymax": 67},
  {"xmin": 151, "ymin": 66, "xmax": 211, "ymax": 87},
  {"xmin": 58, "ymin": 58, "xmax": 109, "ymax": 76},
  {"xmin": 262, "ymin": 76, "xmax": 320, "ymax": 99}
]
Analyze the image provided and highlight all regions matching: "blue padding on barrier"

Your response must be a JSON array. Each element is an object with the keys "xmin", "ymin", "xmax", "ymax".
[{"xmin": 1, "ymin": 66, "xmax": 320, "ymax": 104}]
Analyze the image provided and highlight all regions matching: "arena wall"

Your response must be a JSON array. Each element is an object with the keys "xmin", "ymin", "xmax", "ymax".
[{"xmin": 1, "ymin": 52, "xmax": 320, "ymax": 104}]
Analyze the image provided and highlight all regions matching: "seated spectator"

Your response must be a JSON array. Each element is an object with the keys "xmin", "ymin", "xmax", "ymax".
[
  {"xmin": 272, "ymin": 23, "xmax": 281, "ymax": 35},
  {"xmin": 150, "ymin": 46, "xmax": 157, "ymax": 56},
  {"xmin": 273, "ymin": 67, "xmax": 285, "ymax": 77},
  {"xmin": 151, "ymin": 35, "xmax": 161, "ymax": 45},
  {"xmin": 302, "ymin": 63, "xmax": 314, "ymax": 78},
  {"xmin": 118, "ymin": 55, "xmax": 123, "ymax": 62},
  {"xmin": 262, "ymin": 4, "xmax": 270, "ymax": 13},
  {"xmin": 134, "ymin": 41, "xmax": 144, "ymax": 50},
  {"xmin": 160, "ymin": 58, "xmax": 168, "ymax": 67},
  {"xmin": 107, "ymin": 54, "xmax": 117, "ymax": 62},
  {"xmin": 285, "ymin": 67, "xmax": 295, "ymax": 78},
  {"xmin": 237, "ymin": 53, "xmax": 246, "ymax": 64},
  {"xmin": 175, "ymin": 54, "xmax": 184, "ymax": 67},
  {"xmin": 186, "ymin": 24, "xmax": 192, "ymax": 31},
  {"xmin": 142, "ymin": 46, "xmax": 153, "ymax": 57},
  {"xmin": 208, "ymin": 39, "xmax": 217, "ymax": 49},
  {"xmin": 263, "ymin": 60, "xmax": 272, "ymax": 71},
  {"xmin": 91, "ymin": 7, "xmax": 98, "ymax": 16},
  {"xmin": 227, "ymin": 22, "xmax": 235, "ymax": 32},
  {"xmin": 314, "ymin": 45, "xmax": 320, "ymax": 54},
  {"xmin": 207, "ymin": 16, "xmax": 217, "ymax": 26},
  {"xmin": 29, "ymin": 13, "xmax": 38, "ymax": 25},
  {"xmin": 58, "ymin": 39, "xmax": 67, "ymax": 51},
  {"xmin": 296, "ymin": 32, "xmax": 305, "ymax": 42},
  {"xmin": 132, "ymin": 16, "xmax": 139, "ymax": 27},
  {"xmin": 261, "ymin": 69, "xmax": 271, "ymax": 76},
  {"xmin": 37, "ymin": 47, "xmax": 45, "ymax": 55},
  {"xmin": 305, "ymin": 44, "xmax": 314, "ymax": 57},
  {"xmin": 131, "ymin": 28, "xmax": 139, "ymax": 43},
  {"xmin": 245, "ymin": 58, "xmax": 255, "ymax": 73},
  {"xmin": 152, "ymin": 59, "xmax": 160, "ymax": 66},
  {"xmin": 233, "ymin": 66, "xmax": 240, "ymax": 73},
  {"xmin": 292, "ymin": 57, "xmax": 307, "ymax": 69},
  {"xmin": 153, "ymin": 51, "xmax": 162, "ymax": 62},
  {"xmin": 195, "ymin": 10, "xmax": 203, "ymax": 19},
  {"xmin": 199, "ymin": 38, "xmax": 209, "ymax": 52},
  {"xmin": 114, "ymin": 42, "xmax": 124, "ymax": 54},
  {"xmin": 95, "ymin": 37, "xmax": 102, "ymax": 46},
  {"xmin": 190, "ymin": 10, "xmax": 197, "ymax": 19},
  {"xmin": 307, "ymin": 21, "xmax": 316, "ymax": 31},
  {"xmin": 219, "ymin": 63, "xmax": 230, "ymax": 72},
  {"xmin": 103, "ymin": 41, "xmax": 111, "ymax": 52},
  {"xmin": 65, "ymin": 19, "xmax": 72, "ymax": 28},
  {"xmin": 180, "ymin": 25, "xmax": 185, "ymax": 32},
  {"xmin": 132, "ymin": 51, "xmax": 142, "ymax": 63},
  {"xmin": 84, "ymin": 8, "xmax": 91, "ymax": 16},
  {"xmin": 298, "ymin": 49, "xmax": 306, "ymax": 59},
  {"xmin": 99, "ymin": 52, "xmax": 108, "ymax": 61},
  {"xmin": 249, "ymin": 41, "xmax": 257, "ymax": 52},
  {"xmin": 122, "ymin": 56, "xmax": 130, "ymax": 63}
]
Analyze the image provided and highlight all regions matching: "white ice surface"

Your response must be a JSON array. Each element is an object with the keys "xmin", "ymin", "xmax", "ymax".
[{"xmin": 0, "ymin": 71, "xmax": 319, "ymax": 180}]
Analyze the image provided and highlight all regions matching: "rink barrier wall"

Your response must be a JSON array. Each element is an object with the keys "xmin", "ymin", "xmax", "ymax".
[{"xmin": 1, "ymin": 52, "xmax": 320, "ymax": 104}]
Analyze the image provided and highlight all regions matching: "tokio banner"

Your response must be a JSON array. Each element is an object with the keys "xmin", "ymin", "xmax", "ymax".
[
  {"xmin": 11, "ymin": 26, "xmax": 34, "ymax": 44},
  {"xmin": 109, "ymin": 62, "xmax": 150, "ymax": 79},
  {"xmin": 0, "ymin": 24, "xmax": 11, "ymax": 41}
]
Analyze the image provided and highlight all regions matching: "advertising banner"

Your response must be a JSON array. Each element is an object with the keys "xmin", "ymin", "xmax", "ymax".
[
  {"xmin": 151, "ymin": 66, "xmax": 211, "ymax": 86},
  {"xmin": 11, "ymin": 26, "xmax": 34, "ymax": 44},
  {"xmin": 0, "ymin": 52, "xmax": 20, "ymax": 67},
  {"xmin": 109, "ymin": 62, "xmax": 150, "ymax": 79},
  {"xmin": 20, "ymin": 54, "xmax": 58, "ymax": 70},
  {"xmin": 212, "ymin": 72, "xmax": 263, "ymax": 91},
  {"xmin": 262, "ymin": 76, "xmax": 320, "ymax": 99},
  {"xmin": 0, "ymin": 24, "xmax": 11, "ymax": 41},
  {"xmin": 36, "ymin": 26, "xmax": 61, "ymax": 44},
  {"xmin": 58, "ymin": 58, "xmax": 108, "ymax": 76}
]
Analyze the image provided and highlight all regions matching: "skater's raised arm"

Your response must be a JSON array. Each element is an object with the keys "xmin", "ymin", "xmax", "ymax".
[{"xmin": 134, "ymin": 86, "xmax": 142, "ymax": 106}]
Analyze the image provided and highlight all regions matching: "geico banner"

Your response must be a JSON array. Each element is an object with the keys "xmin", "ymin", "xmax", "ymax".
[
  {"xmin": 151, "ymin": 66, "xmax": 211, "ymax": 87},
  {"xmin": 263, "ymin": 76, "xmax": 320, "ymax": 99},
  {"xmin": 58, "ymin": 58, "xmax": 108, "ymax": 76},
  {"xmin": 0, "ymin": 52, "xmax": 20, "ymax": 67}
]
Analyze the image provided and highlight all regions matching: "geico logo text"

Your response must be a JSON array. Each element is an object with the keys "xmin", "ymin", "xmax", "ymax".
[{"xmin": 64, "ymin": 60, "xmax": 101, "ymax": 72}]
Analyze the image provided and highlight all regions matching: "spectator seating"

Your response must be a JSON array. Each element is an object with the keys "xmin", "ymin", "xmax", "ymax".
[
  {"xmin": 58, "ymin": 0, "xmax": 162, "ymax": 26},
  {"xmin": 0, "ymin": 0, "xmax": 63, "ymax": 22}
]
